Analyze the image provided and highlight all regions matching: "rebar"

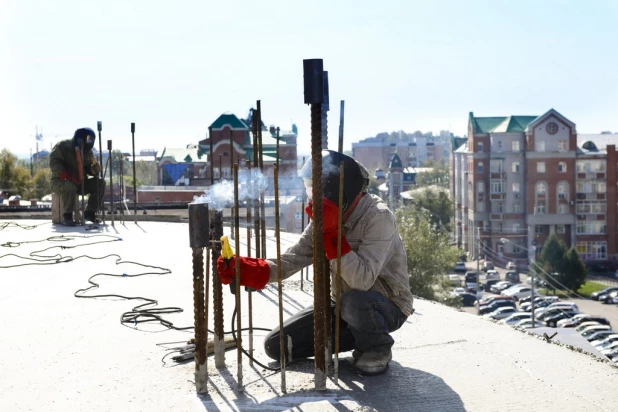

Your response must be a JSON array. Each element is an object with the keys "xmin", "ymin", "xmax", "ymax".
[
  {"xmin": 97, "ymin": 121, "xmax": 104, "ymax": 224},
  {"xmin": 80, "ymin": 144, "xmax": 85, "ymax": 225},
  {"xmin": 204, "ymin": 247, "xmax": 210, "ymax": 379},
  {"xmin": 320, "ymin": 82, "xmax": 332, "ymax": 370},
  {"xmin": 108, "ymin": 140, "xmax": 114, "ymax": 227},
  {"xmin": 272, "ymin": 163, "xmax": 287, "ymax": 392},
  {"xmin": 230, "ymin": 129, "xmax": 235, "ymax": 241},
  {"xmin": 233, "ymin": 163, "xmax": 243, "ymax": 391},
  {"xmin": 252, "ymin": 108, "xmax": 261, "ymax": 260},
  {"xmin": 338, "ymin": 101, "xmax": 345, "ymax": 153},
  {"xmin": 120, "ymin": 155, "xmax": 125, "ymax": 224},
  {"xmin": 334, "ymin": 161, "xmax": 344, "ymax": 383},
  {"xmin": 245, "ymin": 159, "xmax": 254, "ymax": 366},
  {"xmin": 210, "ymin": 210, "xmax": 225, "ymax": 367},
  {"xmin": 257, "ymin": 102, "xmax": 267, "ymax": 259},
  {"xmin": 301, "ymin": 157, "xmax": 307, "ymax": 284},
  {"xmin": 310, "ymin": 102, "xmax": 327, "ymax": 390},
  {"xmin": 131, "ymin": 122, "xmax": 137, "ymax": 222},
  {"xmin": 209, "ymin": 126, "xmax": 214, "ymax": 185}
]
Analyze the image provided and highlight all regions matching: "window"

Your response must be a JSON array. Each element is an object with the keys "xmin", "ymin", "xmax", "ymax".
[
  {"xmin": 513, "ymin": 203, "xmax": 521, "ymax": 213},
  {"xmin": 498, "ymin": 223, "xmax": 503, "ymax": 232},
  {"xmin": 477, "ymin": 142, "xmax": 484, "ymax": 152},
  {"xmin": 477, "ymin": 181, "xmax": 484, "ymax": 193},
  {"xmin": 537, "ymin": 140, "xmax": 546, "ymax": 152},
  {"xmin": 512, "ymin": 161, "xmax": 520, "ymax": 173},
  {"xmin": 577, "ymin": 241, "xmax": 607, "ymax": 260},
  {"xmin": 477, "ymin": 162, "xmax": 483, "ymax": 173},
  {"xmin": 483, "ymin": 221, "xmax": 490, "ymax": 230},
  {"xmin": 512, "ymin": 141, "xmax": 520, "ymax": 151},
  {"xmin": 496, "ymin": 140, "xmax": 502, "ymax": 151},
  {"xmin": 577, "ymin": 202, "xmax": 606, "ymax": 214},
  {"xmin": 490, "ymin": 160, "xmax": 503, "ymax": 172},
  {"xmin": 477, "ymin": 201, "xmax": 485, "ymax": 212},
  {"xmin": 558, "ymin": 140, "xmax": 567, "ymax": 151},
  {"xmin": 536, "ymin": 182, "xmax": 547, "ymax": 194},
  {"xmin": 497, "ymin": 203, "xmax": 503, "ymax": 213},
  {"xmin": 557, "ymin": 225, "xmax": 566, "ymax": 234},
  {"xmin": 535, "ymin": 226, "xmax": 543, "ymax": 235},
  {"xmin": 490, "ymin": 180, "xmax": 504, "ymax": 193},
  {"xmin": 513, "ymin": 223, "xmax": 520, "ymax": 233},
  {"xmin": 512, "ymin": 182, "xmax": 520, "ymax": 194},
  {"xmin": 576, "ymin": 181, "xmax": 606, "ymax": 193},
  {"xmin": 537, "ymin": 162, "xmax": 546, "ymax": 173},
  {"xmin": 222, "ymin": 167, "xmax": 231, "ymax": 178},
  {"xmin": 558, "ymin": 204, "xmax": 568, "ymax": 214},
  {"xmin": 576, "ymin": 222, "xmax": 607, "ymax": 235},
  {"xmin": 295, "ymin": 212, "xmax": 302, "ymax": 219},
  {"xmin": 557, "ymin": 182, "xmax": 569, "ymax": 199},
  {"xmin": 547, "ymin": 123, "xmax": 558, "ymax": 134},
  {"xmin": 577, "ymin": 160, "xmax": 606, "ymax": 173},
  {"xmin": 513, "ymin": 244, "xmax": 521, "ymax": 253},
  {"xmin": 535, "ymin": 204, "xmax": 546, "ymax": 214},
  {"xmin": 558, "ymin": 162, "xmax": 567, "ymax": 173}
]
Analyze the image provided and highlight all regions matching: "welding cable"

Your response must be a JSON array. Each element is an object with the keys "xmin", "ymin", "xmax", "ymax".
[
  {"xmin": 231, "ymin": 306, "xmax": 281, "ymax": 372},
  {"xmin": 0, "ymin": 221, "xmax": 51, "ymax": 231}
]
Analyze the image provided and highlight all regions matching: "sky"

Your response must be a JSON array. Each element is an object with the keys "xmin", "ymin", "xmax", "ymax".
[{"xmin": 1, "ymin": 0, "xmax": 617, "ymax": 159}]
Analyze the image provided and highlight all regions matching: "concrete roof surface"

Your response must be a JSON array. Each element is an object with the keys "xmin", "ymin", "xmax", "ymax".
[{"xmin": 2, "ymin": 219, "xmax": 618, "ymax": 412}]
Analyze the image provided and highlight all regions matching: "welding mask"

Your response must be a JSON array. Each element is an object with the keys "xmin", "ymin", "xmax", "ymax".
[
  {"xmin": 299, "ymin": 150, "xmax": 369, "ymax": 212},
  {"xmin": 73, "ymin": 128, "xmax": 96, "ymax": 151}
]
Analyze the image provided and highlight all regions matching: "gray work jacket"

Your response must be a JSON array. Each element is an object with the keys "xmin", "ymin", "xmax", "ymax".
[{"xmin": 267, "ymin": 194, "xmax": 414, "ymax": 316}]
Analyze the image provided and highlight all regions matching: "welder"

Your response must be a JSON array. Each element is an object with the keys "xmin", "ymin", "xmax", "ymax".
[
  {"xmin": 49, "ymin": 128, "xmax": 105, "ymax": 226},
  {"xmin": 217, "ymin": 150, "xmax": 413, "ymax": 376}
]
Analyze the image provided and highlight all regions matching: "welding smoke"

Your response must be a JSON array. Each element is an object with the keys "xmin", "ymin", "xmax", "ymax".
[{"xmin": 192, "ymin": 169, "xmax": 268, "ymax": 210}]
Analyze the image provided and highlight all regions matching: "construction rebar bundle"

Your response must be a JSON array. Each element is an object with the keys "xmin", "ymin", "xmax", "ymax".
[
  {"xmin": 334, "ymin": 161, "xmax": 345, "ymax": 383},
  {"xmin": 188, "ymin": 203, "xmax": 209, "ymax": 393},
  {"xmin": 245, "ymin": 159, "xmax": 255, "ymax": 365},
  {"xmin": 131, "ymin": 122, "xmax": 137, "ymax": 222},
  {"xmin": 274, "ymin": 163, "xmax": 287, "ymax": 392},
  {"xmin": 210, "ymin": 210, "xmax": 225, "ymax": 367},
  {"xmin": 233, "ymin": 163, "xmax": 243, "ymax": 391}
]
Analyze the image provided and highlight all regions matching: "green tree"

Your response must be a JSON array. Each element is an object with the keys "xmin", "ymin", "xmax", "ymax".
[
  {"xmin": 561, "ymin": 247, "xmax": 587, "ymax": 292},
  {"xmin": 397, "ymin": 205, "xmax": 461, "ymax": 300},
  {"xmin": 415, "ymin": 158, "xmax": 449, "ymax": 188},
  {"xmin": 32, "ymin": 168, "xmax": 52, "ymax": 199},
  {"xmin": 406, "ymin": 187, "xmax": 453, "ymax": 232},
  {"xmin": 0, "ymin": 148, "xmax": 33, "ymax": 197},
  {"xmin": 536, "ymin": 234, "xmax": 567, "ymax": 293}
]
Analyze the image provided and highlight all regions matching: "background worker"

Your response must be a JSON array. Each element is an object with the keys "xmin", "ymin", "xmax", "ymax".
[
  {"xmin": 49, "ymin": 128, "xmax": 105, "ymax": 226},
  {"xmin": 217, "ymin": 150, "xmax": 413, "ymax": 376}
]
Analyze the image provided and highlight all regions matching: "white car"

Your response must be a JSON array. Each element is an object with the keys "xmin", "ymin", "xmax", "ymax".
[
  {"xmin": 586, "ymin": 330, "xmax": 615, "ymax": 342},
  {"xmin": 486, "ymin": 270, "xmax": 500, "ymax": 281},
  {"xmin": 579, "ymin": 324, "xmax": 610, "ymax": 338},
  {"xmin": 448, "ymin": 274, "xmax": 461, "ymax": 286},
  {"xmin": 575, "ymin": 321, "xmax": 604, "ymax": 333},
  {"xmin": 484, "ymin": 306, "xmax": 518, "ymax": 320},
  {"xmin": 451, "ymin": 287, "xmax": 466, "ymax": 295},
  {"xmin": 592, "ymin": 334, "xmax": 618, "ymax": 348},
  {"xmin": 596, "ymin": 340, "xmax": 618, "ymax": 352},
  {"xmin": 557, "ymin": 313, "xmax": 591, "ymax": 328},
  {"xmin": 546, "ymin": 301, "xmax": 579, "ymax": 312},
  {"xmin": 501, "ymin": 312, "xmax": 531, "ymax": 326},
  {"xmin": 520, "ymin": 296, "xmax": 559, "ymax": 312},
  {"xmin": 504, "ymin": 286, "xmax": 535, "ymax": 300},
  {"xmin": 513, "ymin": 319, "xmax": 544, "ymax": 329},
  {"xmin": 506, "ymin": 261, "xmax": 516, "ymax": 270}
]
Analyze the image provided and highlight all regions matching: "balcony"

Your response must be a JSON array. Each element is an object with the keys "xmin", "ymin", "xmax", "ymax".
[
  {"xmin": 490, "ymin": 172, "xmax": 506, "ymax": 179},
  {"xmin": 490, "ymin": 214, "xmax": 504, "ymax": 221},
  {"xmin": 490, "ymin": 193, "xmax": 505, "ymax": 200}
]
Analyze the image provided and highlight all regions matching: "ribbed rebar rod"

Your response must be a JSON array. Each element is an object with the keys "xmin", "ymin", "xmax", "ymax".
[
  {"xmin": 334, "ymin": 161, "xmax": 345, "ymax": 383},
  {"xmin": 108, "ymin": 140, "xmax": 114, "ymax": 227},
  {"xmin": 233, "ymin": 163, "xmax": 243, "ymax": 391},
  {"xmin": 120, "ymin": 155, "xmax": 125, "ymax": 224},
  {"xmin": 252, "ymin": 108, "xmax": 261, "ymax": 260},
  {"xmin": 321, "ymin": 100, "xmax": 332, "ymax": 370},
  {"xmin": 204, "ymin": 248, "xmax": 210, "ymax": 379},
  {"xmin": 131, "ymin": 122, "xmax": 137, "ymax": 222},
  {"xmin": 310, "ymin": 102, "xmax": 326, "ymax": 390},
  {"xmin": 97, "ymin": 121, "xmax": 105, "ymax": 224},
  {"xmin": 245, "ymin": 159, "xmax": 254, "ymax": 366},
  {"xmin": 192, "ymin": 247, "xmax": 206, "ymax": 392},
  {"xmin": 209, "ymin": 126, "xmax": 214, "ymax": 185},
  {"xmin": 274, "ymin": 163, "xmax": 287, "ymax": 392},
  {"xmin": 257, "ymin": 101, "xmax": 266, "ymax": 258},
  {"xmin": 211, "ymin": 210, "xmax": 225, "ymax": 367}
]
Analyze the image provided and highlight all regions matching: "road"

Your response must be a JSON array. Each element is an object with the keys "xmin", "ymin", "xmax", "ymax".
[{"xmin": 453, "ymin": 260, "xmax": 618, "ymax": 328}]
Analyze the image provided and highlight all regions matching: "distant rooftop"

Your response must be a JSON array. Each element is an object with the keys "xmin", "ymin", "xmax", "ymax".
[{"xmin": 470, "ymin": 112, "xmax": 538, "ymax": 134}]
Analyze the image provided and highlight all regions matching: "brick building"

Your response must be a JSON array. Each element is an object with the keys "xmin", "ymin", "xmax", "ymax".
[
  {"xmin": 352, "ymin": 134, "xmax": 447, "ymax": 171},
  {"xmin": 451, "ymin": 109, "xmax": 618, "ymax": 267}
]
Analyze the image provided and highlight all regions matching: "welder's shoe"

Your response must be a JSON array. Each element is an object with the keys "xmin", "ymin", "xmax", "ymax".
[
  {"xmin": 352, "ymin": 349, "xmax": 363, "ymax": 360},
  {"xmin": 84, "ymin": 211, "xmax": 101, "ymax": 224},
  {"xmin": 354, "ymin": 349, "xmax": 392, "ymax": 376},
  {"xmin": 62, "ymin": 213, "xmax": 77, "ymax": 227}
]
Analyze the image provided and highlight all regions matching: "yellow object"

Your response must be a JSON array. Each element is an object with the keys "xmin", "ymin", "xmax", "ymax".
[{"xmin": 220, "ymin": 236, "xmax": 234, "ymax": 260}]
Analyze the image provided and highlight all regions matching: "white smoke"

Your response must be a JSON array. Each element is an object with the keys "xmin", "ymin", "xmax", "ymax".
[{"xmin": 191, "ymin": 169, "xmax": 268, "ymax": 210}]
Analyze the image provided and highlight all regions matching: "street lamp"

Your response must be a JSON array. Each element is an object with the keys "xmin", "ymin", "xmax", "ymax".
[{"xmin": 501, "ymin": 238, "xmax": 537, "ymax": 326}]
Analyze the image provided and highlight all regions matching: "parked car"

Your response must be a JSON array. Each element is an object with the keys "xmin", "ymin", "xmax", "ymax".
[
  {"xmin": 580, "ymin": 325, "xmax": 610, "ymax": 338},
  {"xmin": 513, "ymin": 319, "xmax": 544, "ymax": 329},
  {"xmin": 465, "ymin": 282, "xmax": 479, "ymax": 294},
  {"xmin": 537, "ymin": 305, "xmax": 580, "ymax": 321},
  {"xmin": 485, "ymin": 270, "xmax": 500, "ymax": 281},
  {"xmin": 454, "ymin": 261, "xmax": 467, "ymax": 273},
  {"xmin": 585, "ymin": 330, "xmax": 615, "ymax": 342},
  {"xmin": 575, "ymin": 321, "xmax": 605, "ymax": 333},
  {"xmin": 558, "ymin": 315, "xmax": 610, "ymax": 328},
  {"xmin": 505, "ymin": 271, "xmax": 520, "ymax": 283},
  {"xmin": 448, "ymin": 274, "xmax": 461, "ymax": 286},
  {"xmin": 543, "ymin": 311, "xmax": 580, "ymax": 327},
  {"xmin": 490, "ymin": 281, "xmax": 513, "ymax": 294},
  {"xmin": 482, "ymin": 261, "xmax": 495, "ymax": 272},
  {"xmin": 451, "ymin": 287, "xmax": 466, "ymax": 295},
  {"xmin": 593, "ymin": 336, "xmax": 618, "ymax": 350},
  {"xmin": 479, "ymin": 300, "xmax": 516, "ymax": 315},
  {"xmin": 484, "ymin": 306, "xmax": 518, "ymax": 320},
  {"xmin": 501, "ymin": 312, "xmax": 532, "ymax": 326},
  {"xmin": 478, "ymin": 295, "xmax": 514, "ymax": 307},
  {"xmin": 504, "ymin": 286, "xmax": 536, "ymax": 300},
  {"xmin": 465, "ymin": 271, "xmax": 478, "ymax": 283},
  {"xmin": 590, "ymin": 287, "xmax": 618, "ymax": 301},
  {"xmin": 483, "ymin": 279, "xmax": 501, "ymax": 292},
  {"xmin": 546, "ymin": 302, "xmax": 580, "ymax": 312},
  {"xmin": 460, "ymin": 293, "xmax": 477, "ymax": 307},
  {"xmin": 602, "ymin": 291, "xmax": 618, "ymax": 304},
  {"xmin": 506, "ymin": 261, "xmax": 517, "ymax": 270},
  {"xmin": 520, "ymin": 297, "xmax": 559, "ymax": 312}
]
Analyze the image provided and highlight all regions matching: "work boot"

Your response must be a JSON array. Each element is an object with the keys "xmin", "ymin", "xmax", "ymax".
[
  {"xmin": 62, "ymin": 213, "xmax": 77, "ymax": 227},
  {"xmin": 352, "ymin": 349, "xmax": 363, "ymax": 360},
  {"xmin": 84, "ymin": 211, "xmax": 101, "ymax": 224},
  {"xmin": 354, "ymin": 349, "xmax": 392, "ymax": 376}
]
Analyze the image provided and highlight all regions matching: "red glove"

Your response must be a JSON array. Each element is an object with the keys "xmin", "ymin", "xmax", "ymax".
[
  {"xmin": 216, "ymin": 255, "xmax": 270, "ymax": 290},
  {"xmin": 59, "ymin": 170, "xmax": 81, "ymax": 185},
  {"xmin": 305, "ymin": 198, "xmax": 352, "ymax": 260}
]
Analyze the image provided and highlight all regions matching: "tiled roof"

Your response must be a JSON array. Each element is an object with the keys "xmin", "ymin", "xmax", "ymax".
[
  {"xmin": 209, "ymin": 114, "xmax": 249, "ymax": 130},
  {"xmin": 469, "ymin": 112, "xmax": 538, "ymax": 134},
  {"xmin": 389, "ymin": 154, "xmax": 403, "ymax": 169}
]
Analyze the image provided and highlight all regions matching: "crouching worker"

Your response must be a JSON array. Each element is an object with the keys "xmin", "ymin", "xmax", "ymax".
[
  {"xmin": 50, "ymin": 128, "xmax": 105, "ymax": 226},
  {"xmin": 217, "ymin": 151, "xmax": 413, "ymax": 375}
]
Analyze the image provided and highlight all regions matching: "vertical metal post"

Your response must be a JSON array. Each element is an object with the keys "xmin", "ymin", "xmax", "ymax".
[
  {"xmin": 230, "ymin": 129, "xmax": 235, "ymax": 240},
  {"xmin": 531, "ymin": 245, "xmax": 536, "ymax": 325},
  {"xmin": 301, "ymin": 156, "xmax": 307, "ymax": 284},
  {"xmin": 108, "ymin": 140, "xmax": 114, "ymax": 227},
  {"xmin": 120, "ymin": 155, "xmax": 125, "ymax": 224},
  {"xmin": 80, "ymin": 144, "xmax": 86, "ymax": 225},
  {"xmin": 210, "ymin": 210, "xmax": 225, "ymax": 367},
  {"xmin": 257, "ymin": 102, "xmax": 266, "ymax": 259},
  {"xmin": 252, "ymin": 109, "xmax": 261, "ymax": 261},
  {"xmin": 321, "ymin": 69, "xmax": 332, "ymax": 372},
  {"xmin": 209, "ymin": 126, "xmax": 214, "ymax": 185},
  {"xmin": 245, "ymin": 159, "xmax": 254, "ymax": 365},
  {"xmin": 274, "ymin": 163, "xmax": 287, "ymax": 392},
  {"xmin": 96, "ymin": 121, "xmax": 104, "ymax": 223},
  {"xmin": 204, "ymin": 246, "xmax": 210, "ymax": 381},
  {"xmin": 188, "ymin": 203, "xmax": 209, "ymax": 393},
  {"xmin": 334, "ymin": 161, "xmax": 344, "ymax": 383},
  {"xmin": 233, "ymin": 163, "xmax": 243, "ymax": 391},
  {"xmin": 338, "ymin": 101, "xmax": 345, "ymax": 154},
  {"xmin": 131, "ymin": 123, "xmax": 137, "ymax": 222}
]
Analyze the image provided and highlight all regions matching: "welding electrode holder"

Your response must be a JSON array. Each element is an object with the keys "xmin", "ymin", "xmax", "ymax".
[
  {"xmin": 188, "ymin": 203, "xmax": 210, "ymax": 248},
  {"xmin": 97, "ymin": 121, "xmax": 102, "ymax": 132},
  {"xmin": 303, "ymin": 59, "xmax": 324, "ymax": 104}
]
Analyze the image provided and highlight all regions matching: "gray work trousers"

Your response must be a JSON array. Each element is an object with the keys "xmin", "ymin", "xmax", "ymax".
[{"xmin": 51, "ymin": 177, "xmax": 106, "ymax": 215}]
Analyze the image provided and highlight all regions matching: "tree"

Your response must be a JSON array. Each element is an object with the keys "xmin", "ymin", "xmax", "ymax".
[
  {"xmin": 396, "ymin": 205, "xmax": 461, "ymax": 300},
  {"xmin": 0, "ymin": 148, "xmax": 33, "ymax": 197},
  {"xmin": 561, "ymin": 248, "xmax": 587, "ymax": 292},
  {"xmin": 536, "ymin": 234, "xmax": 586, "ymax": 293},
  {"xmin": 405, "ymin": 187, "xmax": 453, "ymax": 232},
  {"xmin": 32, "ymin": 168, "xmax": 52, "ymax": 199}
]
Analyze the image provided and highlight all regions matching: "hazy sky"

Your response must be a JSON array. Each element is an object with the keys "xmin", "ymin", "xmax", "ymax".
[{"xmin": 1, "ymin": 0, "xmax": 617, "ymax": 159}]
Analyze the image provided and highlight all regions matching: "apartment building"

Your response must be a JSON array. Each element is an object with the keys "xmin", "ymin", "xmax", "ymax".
[
  {"xmin": 451, "ymin": 109, "xmax": 618, "ymax": 267},
  {"xmin": 352, "ymin": 135, "xmax": 446, "ymax": 171}
]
